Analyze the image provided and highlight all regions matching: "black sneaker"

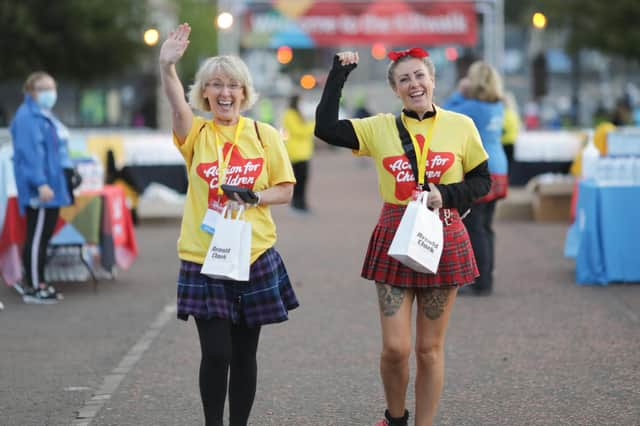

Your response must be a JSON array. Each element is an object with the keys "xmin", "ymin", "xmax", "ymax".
[
  {"xmin": 22, "ymin": 288, "xmax": 59, "ymax": 304},
  {"xmin": 44, "ymin": 285, "xmax": 64, "ymax": 300}
]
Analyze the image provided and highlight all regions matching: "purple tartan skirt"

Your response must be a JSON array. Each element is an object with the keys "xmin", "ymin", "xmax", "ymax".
[
  {"xmin": 177, "ymin": 248, "xmax": 299, "ymax": 327},
  {"xmin": 361, "ymin": 203, "xmax": 478, "ymax": 288}
]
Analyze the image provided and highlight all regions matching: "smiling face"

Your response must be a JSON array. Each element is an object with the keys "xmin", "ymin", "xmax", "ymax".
[
  {"xmin": 391, "ymin": 58, "xmax": 435, "ymax": 116},
  {"xmin": 204, "ymin": 72, "xmax": 246, "ymax": 126}
]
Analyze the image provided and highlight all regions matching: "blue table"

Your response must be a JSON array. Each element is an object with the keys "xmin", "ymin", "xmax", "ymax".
[{"xmin": 565, "ymin": 181, "xmax": 640, "ymax": 285}]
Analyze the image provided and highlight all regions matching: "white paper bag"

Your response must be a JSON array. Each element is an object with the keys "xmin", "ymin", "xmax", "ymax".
[
  {"xmin": 388, "ymin": 194, "xmax": 443, "ymax": 274},
  {"xmin": 201, "ymin": 206, "xmax": 252, "ymax": 281}
]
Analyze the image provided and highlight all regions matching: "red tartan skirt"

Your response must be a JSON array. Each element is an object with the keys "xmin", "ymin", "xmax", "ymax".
[{"xmin": 361, "ymin": 203, "xmax": 478, "ymax": 288}]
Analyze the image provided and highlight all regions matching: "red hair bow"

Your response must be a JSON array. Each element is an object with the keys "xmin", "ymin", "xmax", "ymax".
[{"xmin": 387, "ymin": 47, "xmax": 429, "ymax": 61}]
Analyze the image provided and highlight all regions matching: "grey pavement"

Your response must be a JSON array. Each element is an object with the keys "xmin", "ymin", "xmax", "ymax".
[{"xmin": 1, "ymin": 149, "xmax": 639, "ymax": 426}]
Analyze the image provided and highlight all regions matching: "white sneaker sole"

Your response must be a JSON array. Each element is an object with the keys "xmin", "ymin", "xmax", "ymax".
[{"xmin": 22, "ymin": 295, "xmax": 58, "ymax": 305}]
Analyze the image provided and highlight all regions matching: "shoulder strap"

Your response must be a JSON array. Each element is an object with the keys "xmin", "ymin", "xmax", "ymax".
[
  {"xmin": 253, "ymin": 119, "xmax": 265, "ymax": 148},
  {"xmin": 395, "ymin": 114, "xmax": 423, "ymax": 187},
  {"xmin": 253, "ymin": 119, "xmax": 269, "ymax": 176},
  {"xmin": 191, "ymin": 121, "xmax": 208, "ymax": 147}
]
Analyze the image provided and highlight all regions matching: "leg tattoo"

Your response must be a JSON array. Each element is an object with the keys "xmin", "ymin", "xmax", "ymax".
[
  {"xmin": 376, "ymin": 283, "xmax": 406, "ymax": 317},
  {"xmin": 418, "ymin": 288, "xmax": 450, "ymax": 320}
]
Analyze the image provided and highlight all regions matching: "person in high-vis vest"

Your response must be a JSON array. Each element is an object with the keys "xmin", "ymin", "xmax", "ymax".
[
  {"xmin": 282, "ymin": 94, "xmax": 315, "ymax": 212},
  {"xmin": 501, "ymin": 91, "xmax": 521, "ymax": 168}
]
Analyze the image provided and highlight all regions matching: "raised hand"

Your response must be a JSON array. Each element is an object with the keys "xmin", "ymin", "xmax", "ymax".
[
  {"xmin": 159, "ymin": 23, "xmax": 191, "ymax": 66},
  {"xmin": 336, "ymin": 51, "xmax": 359, "ymax": 66}
]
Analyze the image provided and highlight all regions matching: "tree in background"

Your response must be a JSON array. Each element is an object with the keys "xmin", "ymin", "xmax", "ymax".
[
  {"xmin": 175, "ymin": 0, "xmax": 219, "ymax": 87},
  {"xmin": 0, "ymin": 0, "xmax": 149, "ymax": 82},
  {"xmin": 506, "ymin": 0, "xmax": 640, "ymax": 62},
  {"xmin": 544, "ymin": 0, "xmax": 640, "ymax": 62}
]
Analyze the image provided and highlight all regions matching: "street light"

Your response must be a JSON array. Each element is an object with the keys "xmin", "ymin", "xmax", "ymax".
[
  {"xmin": 300, "ymin": 74, "xmax": 316, "ymax": 90},
  {"xmin": 532, "ymin": 12, "xmax": 547, "ymax": 30},
  {"xmin": 143, "ymin": 28, "xmax": 159, "ymax": 46},
  {"xmin": 217, "ymin": 12, "xmax": 234, "ymax": 30},
  {"xmin": 371, "ymin": 43, "xmax": 387, "ymax": 60},
  {"xmin": 445, "ymin": 47, "xmax": 459, "ymax": 61},
  {"xmin": 277, "ymin": 46, "xmax": 293, "ymax": 64}
]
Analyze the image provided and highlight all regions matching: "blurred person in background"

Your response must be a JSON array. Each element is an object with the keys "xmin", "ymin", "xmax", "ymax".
[
  {"xmin": 315, "ymin": 49, "xmax": 490, "ymax": 426},
  {"xmin": 282, "ymin": 94, "xmax": 315, "ymax": 213},
  {"xmin": 501, "ymin": 91, "xmax": 521, "ymax": 169},
  {"xmin": 159, "ymin": 23, "xmax": 298, "ymax": 426},
  {"xmin": 443, "ymin": 61, "xmax": 506, "ymax": 296},
  {"xmin": 523, "ymin": 100, "xmax": 540, "ymax": 130},
  {"xmin": 570, "ymin": 97, "xmax": 632, "ymax": 177},
  {"xmin": 353, "ymin": 93, "xmax": 373, "ymax": 119},
  {"xmin": 10, "ymin": 71, "xmax": 74, "ymax": 304},
  {"xmin": 611, "ymin": 97, "xmax": 633, "ymax": 126}
]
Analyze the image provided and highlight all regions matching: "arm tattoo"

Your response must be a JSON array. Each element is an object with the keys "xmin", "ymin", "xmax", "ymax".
[
  {"xmin": 376, "ymin": 283, "xmax": 406, "ymax": 317},
  {"xmin": 418, "ymin": 288, "xmax": 450, "ymax": 320}
]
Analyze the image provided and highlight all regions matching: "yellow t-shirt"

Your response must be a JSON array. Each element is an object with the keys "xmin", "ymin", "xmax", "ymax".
[
  {"xmin": 173, "ymin": 115, "xmax": 296, "ymax": 264},
  {"xmin": 282, "ymin": 109, "xmax": 315, "ymax": 163},
  {"xmin": 351, "ymin": 108, "xmax": 488, "ymax": 204},
  {"xmin": 501, "ymin": 107, "xmax": 520, "ymax": 146}
]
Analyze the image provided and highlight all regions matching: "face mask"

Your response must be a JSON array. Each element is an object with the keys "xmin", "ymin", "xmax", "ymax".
[{"xmin": 36, "ymin": 89, "xmax": 57, "ymax": 110}]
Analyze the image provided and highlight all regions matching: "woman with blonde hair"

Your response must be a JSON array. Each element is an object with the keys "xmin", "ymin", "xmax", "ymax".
[
  {"xmin": 444, "ymin": 60, "xmax": 506, "ymax": 296},
  {"xmin": 159, "ymin": 23, "xmax": 299, "ymax": 425}
]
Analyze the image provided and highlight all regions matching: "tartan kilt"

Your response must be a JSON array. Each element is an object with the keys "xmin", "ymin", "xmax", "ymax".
[
  {"xmin": 361, "ymin": 203, "xmax": 478, "ymax": 288},
  {"xmin": 176, "ymin": 248, "xmax": 299, "ymax": 327},
  {"xmin": 475, "ymin": 173, "xmax": 508, "ymax": 203}
]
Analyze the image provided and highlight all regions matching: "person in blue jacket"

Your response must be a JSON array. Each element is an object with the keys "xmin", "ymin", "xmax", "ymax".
[
  {"xmin": 10, "ymin": 71, "xmax": 74, "ymax": 304},
  {"xmin": 443, "ymin": 61, "xmax": 507, "ymax": 295}
]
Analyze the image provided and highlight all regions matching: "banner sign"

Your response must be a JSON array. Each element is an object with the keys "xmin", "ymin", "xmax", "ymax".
[{"xmin": 243, "ymin": 1, "xmax": 477, "ymax": 48}]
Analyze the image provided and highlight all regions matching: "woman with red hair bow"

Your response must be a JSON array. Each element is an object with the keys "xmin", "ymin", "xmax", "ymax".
[{"xmin": 315, "ymin": 49, "xmax": 491, "ymax": 426}]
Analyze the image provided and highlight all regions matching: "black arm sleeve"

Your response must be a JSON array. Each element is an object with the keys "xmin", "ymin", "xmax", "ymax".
[
  {"xmin": 314, "ymin": 56, "xmax": 360, "ymax": 150},
  {"xmin": 435, "ymin": 160, "xmax": 491, "ymax": 212}
]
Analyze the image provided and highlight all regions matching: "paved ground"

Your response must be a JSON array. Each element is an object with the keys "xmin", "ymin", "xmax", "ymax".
[{"xmin": 1, "ymin": 149, "xmax": 639, "ymax": 426}]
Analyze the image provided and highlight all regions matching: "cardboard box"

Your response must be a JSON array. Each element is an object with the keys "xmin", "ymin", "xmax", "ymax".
[{"xmin": 528, "ymin": 176, "xmax": 575, "ymax": 222}]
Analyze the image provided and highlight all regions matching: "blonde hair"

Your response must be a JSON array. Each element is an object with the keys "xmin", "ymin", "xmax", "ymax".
[
  {"xmin": 386, "ymin": 55, "xmax": 435, "ymax": 89},
  {"xmin": 23, "ymin": 71, "xmax": 54, "ymax": 94},
  {"xmin": 465, "ymin": 61, "xmax": 503, "ymax": 102},
  {"xmin": 188, "ymin": 55, "xmax": 258, "ymax": 112}
]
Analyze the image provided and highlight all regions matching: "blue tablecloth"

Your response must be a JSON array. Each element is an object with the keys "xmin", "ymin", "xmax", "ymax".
[{"xmin": 565, "ymin": 181, "xmax": 640, "ymax": 285}]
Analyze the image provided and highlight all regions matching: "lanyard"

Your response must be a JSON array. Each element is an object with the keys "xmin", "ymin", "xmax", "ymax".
[
  {"xmin": 213, "ymin": 117, "xmax": 245, "ymax": 196},
  {"xmin": 401, "ymin": 112, "xmax": 438, "ymax": 189}
]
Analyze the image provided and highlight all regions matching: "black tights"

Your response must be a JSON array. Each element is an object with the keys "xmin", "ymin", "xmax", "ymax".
[
  {"xmin": 195, "ymin": 318, "xmax": 261, "ymax": 426},
  {"xmin": 291, "ymin": 161, "xmax": 309, "ymax": 210}
]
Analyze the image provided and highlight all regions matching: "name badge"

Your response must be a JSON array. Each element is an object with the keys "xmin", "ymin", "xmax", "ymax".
[{"xmin": 201, "ymin": 203, "xmax": 224, "ymax": 234}]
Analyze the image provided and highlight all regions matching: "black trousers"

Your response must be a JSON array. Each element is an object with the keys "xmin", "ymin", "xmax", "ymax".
[
  {"xmin": 503, "ymin": 144, "xmax": 515, "ymax": 165},
  {"xmin": 195, "ymin": 318, "xmax": 262, "ymax": 426},
  {"xmin": 463, "ymin": 200, "xmax": 497, "ymax": 291},
  {"xmin": 23, "ymin": 207, "xmax": 60, "ymax": 289},
  {"xmin": 291, "ymin": 161, "xmax": 309, "ymax": 210}
]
